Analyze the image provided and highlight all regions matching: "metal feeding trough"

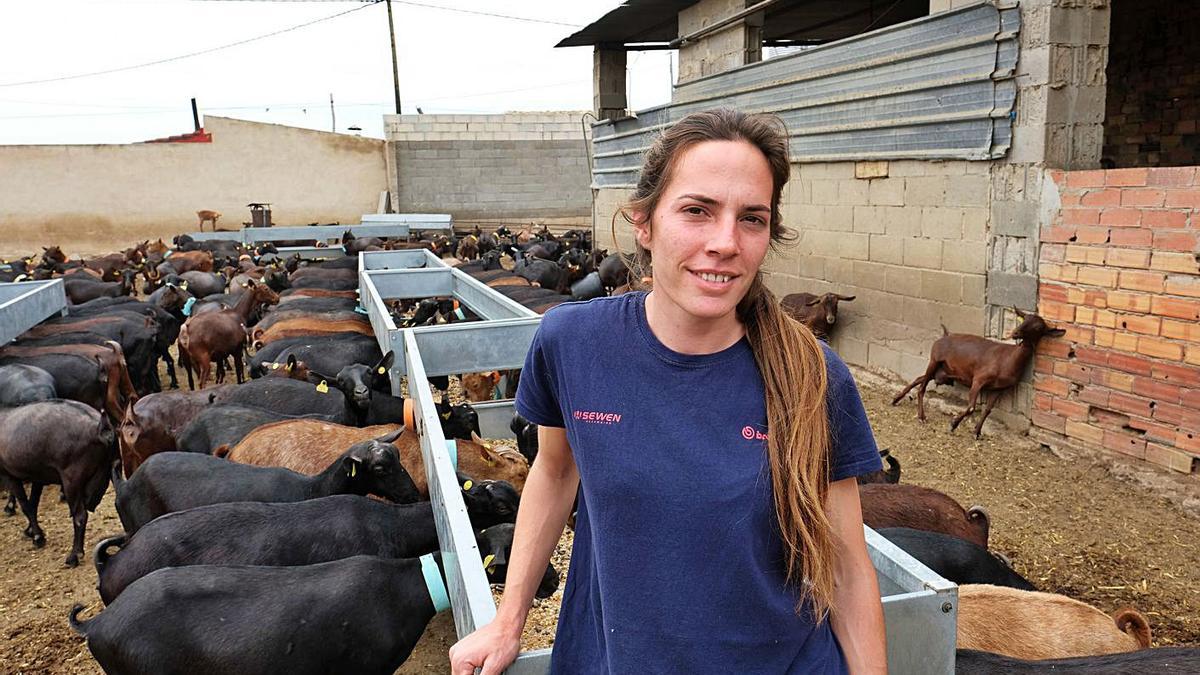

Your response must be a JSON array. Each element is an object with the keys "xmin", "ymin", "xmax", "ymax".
[
  {"xmin": 0, "ymin": 279, "xmax": 67, "ymax": 345},
  {"xmin": 185, "ymin": 214, "xmax": 454, "ymax": 260},
  {"xmin": 357, "ymin": 260, "xmax": 958, "ymax": 674}
]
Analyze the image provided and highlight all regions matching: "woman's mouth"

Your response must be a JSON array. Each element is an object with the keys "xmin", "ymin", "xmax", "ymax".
[{"xmin": 690, "ymin": 270, "xmax": 736, "ymax": 287}]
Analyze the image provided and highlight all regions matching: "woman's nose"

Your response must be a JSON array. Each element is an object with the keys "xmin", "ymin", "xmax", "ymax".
[{"xmin": 706, "ymin": 216, "xmax": 740, "ymax": 256}]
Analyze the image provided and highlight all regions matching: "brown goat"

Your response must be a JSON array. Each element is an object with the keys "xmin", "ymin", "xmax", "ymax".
[
  {"xmin": 117, "ymin": 385, "xmax": 237, "ymax": 477},
  {"xmin": 461, "ymin": 371, "xmax": 501, "ymax": 403},
  {"xmin": 196, "ymin": 210, "xmax": 221, "ymax": 231},
  {"xmin": 281, "ymin": 288, "xmax": 358, "ymax": 300},
  {"xmin": 957, "ymin": 585, "xmax": 1152, "ymax": 660},
  {"xmin": 457, "ymin": 234, "xmax": 479, "ymax": 261},
  {"xmin": 859, "ymin": 483, "xmax": 989, "ymax": 547},
  {"xmin": 780, "ymin": 292, "xmax": 856, "ymax": 339},
  {"xmin": 252, "ymin": 318, "xmax": 373, "ymax": 348},
  {"xmin": 178, "ymin": 280, "xmax": 279, "ymax": 389},
  {"xmin": 219, "ymin": 420, "xmax": 528, "ymax": 497},
  {"xmin": 0, "ymin": 341, "xmax": 136, "ymax": 424},
  {"xmin": 892, "ymin": 308, "xmax": 1065, "ymax": 437}
]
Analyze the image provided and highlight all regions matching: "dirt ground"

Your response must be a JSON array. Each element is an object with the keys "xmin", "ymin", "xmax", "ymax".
[{"xmin": 2, "ymin": 374, "xmax": 1197, "ymax": 673}]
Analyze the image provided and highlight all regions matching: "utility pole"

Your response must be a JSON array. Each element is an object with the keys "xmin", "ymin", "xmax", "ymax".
[
  {"xmin": 330, "ymin": 93, "xmax": 336, "ymax": 132},
  {"xmin": 386, "ymin": 0, "xmax": 401, "ymax": 115},
  {"xmin": 191, "ymin": 97, "xmax": 201, "ymax": 132}
]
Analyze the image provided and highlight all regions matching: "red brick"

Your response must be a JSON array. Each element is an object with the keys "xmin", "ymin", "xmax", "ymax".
[
  {"xmin": 1145, "ymin": 443, "xmax": 1197, "ymax": 474},
  {"xmin": 1150, "ymin": 251, "xmax": 1200, "ymax": 274},
  {"xmin": 1116, "ymin": 314, "xmax": 1160, "ymax": 335},
  {"xmin": 1109, "ymin": 390, "xmax": 1155, "ymax": 417},
  {"xmin": 1072, "ymin": 226, "xmax": 1109, "ymax": 245},
  {"xmin": 1105, "ymin": 247, "xmax": 1151, "ymax": 268},
  {"xmin": 1075, "ymin": 306, "xmax": 1097, "ymax": 326},
  {"xmin": 1107, "ymin": 352, "xmax": 1155, "ymax": 376},
  {"xmin": 1106, "ymin": 291, "xmax": 1151, "ymax": 313},
  {"xmin": 1150, "ymin": 296, "xmax": 1200, "ymax": 321},
  {"xmin": 1103, "ymin": 429, "xmax": 1146, "ymax": 459},
  {"xmin": 1038, "ymin": 300, "xmax": 1076, "ymax": 322},
  {"xmin": 1039, "ymin": 243, "xmax": 1067, "ymax": 263},
  {"xmin": 1052, "ymin": 398, "xmax": 1090, "ymax": 420},
  {"xmin": 1176, "ymin": 429, "xmax": 1200, "ymax": 453},
  {"xmin": 1106, "ymin": 168, "xmax": 1149, "ymax": 187},
  {"xmin": 1033, "ymin": 391, "xmax": 1054, "ymax": 411},
  {"xmin": 1053, "ymin": 361, "xmax": 1091, "ymax": 384},
  {"xmin": 1041, "ymin": 224, "xmax": 1077, "ymax": 244},
  {"xmin": 1081, "ymin": 188, "xmax": 1122, "ymax": 207},
  {"xmin": 1065, "ymin": 419, "xmax": 1104, "ymax": 445},
  {"xmin": 1066, "ymin": 170, "xmax": 1107, "ymax": 188},
  {"xmin": 1164, "ymin": 188, "xmax": 1200, "ymax": 209},
  {"xmin": 1154, "ymin": 402, "xmax": 1187, "ymax": 426},
  {"xmin": 1187, "ymin": 346, "xmax": 1200, "ymax": 366},
  {"xmin": 1137, "ymin": 336, "xmax": 1183, "ymax": 360},
  {"xmin": 1137, "ymin": 421, "xmax": 1179, "ymax": 446},
  {"xmin": 1039, "ymin": 283, "xmax": 1069, "ymax": 304},
  {"xmin": 1066, "ymin": 245, "xmax": 1106, "ymax": 265},
  {"xmin": 1073, "ymin": 346, "xmax": 1108, "ymax": 366},
  {"xmin": 1161, "ymin": 319, "xmax": 1200, "ymax": 343},
  {"xmin": 1037, "ymin": 338, "xmax": 1072, "ymax": 358},
  {"xmin": 1100, "ymin": 208, "xmax": 1143, "ymax": 227},
  {"xmin": 1078, "ymin": 385, "xmax": 1111, "ymax": 406},
  {"xmin": 1091, "ymin": 406, "xmax": 1132, "ymax": 428},
  {"xmin": 1141, "ymin": 209, "xmax": 1188, "ymax": 229},
  {"xmin": 1032, "ymin": 409, "xmax": 1067, "ymax": 434},
  {"xmin": 1153, "ymin": 230, "xmax": 1199, "ymax": 252},
  {"xmin": 1110, "ymin": 230, "xmax": 1154, "ymax": 249},
  {"xmin": 1076, "ymin": 266, "xmax": 1117, "ymax": 288},
  {"xmin": 1120, "ymin": 189, "xmax": 1166, "ymax": 207},
  {"xmin": 1182, "ymin": 388, "xmax": 1200, "ymax": 409},
  {"xmin": 1034, "ymin": 374, "xmax": 1071, "ymax": 397},
  {"xmin": 1034, "ymin": 356, "xmax": 1054, "ymax": 375},
  {"xmin": 1147, "ymin": 167, "xmax": 1198, "ymax": 187},
  {"xmin": 1060, "ymin": 191, "xmax": 1082, "ymax": 207},
  {"xmin": 1063, "ymin": 325, "xmax": 1094, "ymax": 344},
  {"xmin": 1111, "ymin": 331, "xmax": 1139, "ymax": 352},
  {"xmin": 1151, "ymin": 362, "xmax": 1200, "ymax": 387},
  {"xmin": 1132, "ymin": 376, "xmax": 1183, "ymax": 404},
  {"xmin": 1094, "ymin": 327, "xmax": 1115, "ymax": 347},
  {"xmin": 1093, "ymin": 366, "xmax": 1136, "ymax": 391},
  {"xmin": 1117, "ymin": 270, "xmax": 1165, "ymax": 293},
  {"xmin": 1063, "ymin": 208, "xmax": 1101, "ymax": 226},
  {"xmin": 1164, "ymin": 275, "xmax": 1200, "ymax": 298}
]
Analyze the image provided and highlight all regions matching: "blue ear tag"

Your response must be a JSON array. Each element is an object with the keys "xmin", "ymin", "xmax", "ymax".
[
  {"xmin": 419, "ymin": 554, "xmax": 451, "ymax": 613},
  {"xmin": 445, "ymin": 439, "xmax": 458, "ymax": 470},
  {"xmin": 354, "ymin": 305, "xmax": 369, "ymax": 315},
  {"xmin": 163, "ymin": 250, "xmax": 173, "ymax": 259},
  {"xmin": 453, "ymin": 307, "xmax": 466, "ymax": 321},
  {"xmin": 181, "ymin": 297, "xmax": 196, "ymax": 316}
]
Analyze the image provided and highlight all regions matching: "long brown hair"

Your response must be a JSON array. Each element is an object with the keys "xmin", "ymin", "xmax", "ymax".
[{"xmin": 614, "ymin": 108, "xmax": 835, "ymax": 620}]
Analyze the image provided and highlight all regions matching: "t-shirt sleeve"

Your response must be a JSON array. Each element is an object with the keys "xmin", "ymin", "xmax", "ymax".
[
  {"xmin": 823, "ymin": 346, "xmax": 883, "ymax": 482},
  {"xmin": 515, "ymin": 320, "xmax": 566, "ymax": 428}
]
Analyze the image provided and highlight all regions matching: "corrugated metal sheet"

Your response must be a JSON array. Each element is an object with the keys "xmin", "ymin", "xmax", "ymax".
[{"xmin": 591, "ymin": 1, "xmax": 1019, "ymax": 189}]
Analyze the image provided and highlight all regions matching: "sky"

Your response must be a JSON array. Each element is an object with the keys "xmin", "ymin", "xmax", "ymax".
[{"xmin": 0, "ymin": 0, "xmax": 677, "ymax": 145}]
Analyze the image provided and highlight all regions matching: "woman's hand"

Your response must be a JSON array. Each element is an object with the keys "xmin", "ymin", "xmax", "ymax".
[{"xmin": 449, "ymin": 618, "xmax": 522, "ymax": 675}]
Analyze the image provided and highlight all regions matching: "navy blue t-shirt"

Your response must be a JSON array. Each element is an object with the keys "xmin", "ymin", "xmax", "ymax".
[{"xmin": 515, "ymin": 291, "xmax": 882, "ymax": 674}]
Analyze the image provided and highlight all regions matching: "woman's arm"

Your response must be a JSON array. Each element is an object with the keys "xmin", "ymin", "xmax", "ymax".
[
  {"xmin": 449, "ymin": 425, "xmax": 580, "ymax": 675},
  {"xmin": 826, "ymin": 477, "xmax": 888, "ymax": 674}
]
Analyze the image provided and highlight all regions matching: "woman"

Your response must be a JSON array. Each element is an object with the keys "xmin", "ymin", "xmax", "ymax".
[{"xmin": 450, "ymin": 109, "xmax": 887, "ymax": 674}]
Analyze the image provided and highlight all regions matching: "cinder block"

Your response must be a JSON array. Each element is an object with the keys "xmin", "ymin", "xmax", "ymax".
[
  {"xmin": 962, "ymin": 208, "xmax": 988, "ymax": 241},
  {"xmin": 942, "ymin": 241, "xmax": 987, "ymax": 274},
  {"xmin": 992, "ymin": 200, "xmax": 1040, "ymax": 238},
  {"xmin": 869, "ymin": 234, "xmax": 906, "ymax": 265},
  {"xmin": 838, "ymin": 178, "xmax": 870, "ymax": 205},
  {"xmin": 885, "ymin": 265, "xmax": 922, "ymax": 298},
  {"xmin": 903, "ymin": 238, "xmax": 943, "ymax": 269},
  {"xmin": 921, "ymin": 207, "xmax": 964, "ymax": 239},
  {"xmin": 962, "ymin": 274, "xmax": 986, "ymax": 306},
  {"xmin": 905, "ymin": 176, "xmax": 947, "ymax": 206},
  {"xmin": 882, "ymin": 206, "xmax": 923, "ymax": 237},
  {"xmin": 852, "ymin": 260, "xmax": 888, "ymax": 291},
  {"xmin": 852, "ymin": 206, "xmax": 888, "ymax": 234},
  {"xmin": 868, "ymin": 343, "xmax": 903, "ymax": 375},
  {"xmin": 987, "ymin": 271, "xmax": 1038, "ymax": 310},
  {"xmin": 922, "ymin": 270, "xmax": 963, "ymax": 304},
  {"xmin": 868, "ymin": 177, "xmax": 905, "ymax": 206},
  {"xmin": 946, "ymin": 174, "xmax": 990, "ymax": 207},
  {"xmin": 810, "ymin": 180, "xmax": 839, "ymax": 205}
]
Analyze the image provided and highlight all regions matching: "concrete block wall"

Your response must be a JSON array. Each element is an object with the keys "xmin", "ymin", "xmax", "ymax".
[
  {"xmin": 1102, "ymin": 0, "xmax": 1200, "ymax": 168},
  {"xmin": 385, "ymin": 112, "xmax": 592, "ymax": 223},
  {"xmin": 1032, "ymin": 166, "xmax": 1200, "ymax": 475},
  {"xmin": 677, "ymin": 0, "xmax": 759, "ymax": 85}
]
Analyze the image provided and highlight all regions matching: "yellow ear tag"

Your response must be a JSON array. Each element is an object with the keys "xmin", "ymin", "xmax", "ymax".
[
  {"xmin": 462, "ymin": 480, "xmax": 473, "ymax": 491},
  {"xmin": 440, "ymin": 411, "xmax": 451, "ymax": 420},
  {"xmin": 316, "ymin": 380, "xmax": 329, "ymax": 394},
  {"xmin": 349, "ymin": 462, "xmax": 357, "ymax": 477},
  {"xmin": 180, "ymin": 281, "xmax": 188, "ymax": 290},
  {"xmin": 377, "ymin": 367, "xmax": 387, "ymax": 375},
  {"xmin": 270, "ymin": 363, "xmax": 280, "ymax": 370},
  {"xmin": 482, "ymin": 554, "xmax": 495, "ymax": 572}
]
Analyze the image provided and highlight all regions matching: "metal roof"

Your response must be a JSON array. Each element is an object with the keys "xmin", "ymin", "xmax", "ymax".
[{"xmin": 557, "ymin": 0, "xmax": 929, "ymax": 48}]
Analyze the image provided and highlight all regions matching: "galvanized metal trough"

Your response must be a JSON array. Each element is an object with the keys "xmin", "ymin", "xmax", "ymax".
[
  {"xmin": 0, "ymin": 279, "xmax": 68, "ymax": 345},
  {"xmin": 358, "ymin": 262, "xmax": 958, "ymax": 674},
  {"xmin": 184, "ymin": 214, "xmax": 453, "ymax": 259}
]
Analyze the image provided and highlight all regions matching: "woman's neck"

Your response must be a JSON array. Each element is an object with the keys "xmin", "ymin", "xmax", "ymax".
[{"xmin": 644, "ymin": 290, "xmax": 745, "ymax": 355}]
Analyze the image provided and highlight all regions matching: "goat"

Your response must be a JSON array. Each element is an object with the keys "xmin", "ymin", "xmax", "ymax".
[
  {"xmin": 780, "ymin": 292, "xmax": 856, "ymax": 340},
  {"xmin": 177, "ymin": 280, "xmax": 279, "ymax": 388},
  {"xmin": 196, "ymin": 210, "xmax": 221, "ymax": 231},
  {"xmin": 892, "ymin": 308, "xmax": 1065, "ymax": 438}
]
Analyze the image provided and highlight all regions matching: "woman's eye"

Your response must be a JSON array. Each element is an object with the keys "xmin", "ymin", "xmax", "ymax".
[{"xmin": 683, "ymin": 206, "xmax": 706, "ymax": 216}]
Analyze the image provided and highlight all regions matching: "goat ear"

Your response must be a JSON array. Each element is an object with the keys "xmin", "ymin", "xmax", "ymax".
[
  {"xmin": 286, "ymin": 354, "xmax": 297, "ymax": 370},
  {"xmin": 373, "ymin": 427, "xmax": 404, "ymax": 444},
  {"xmin": 342, "ymin": 455, "xmax": 363, "ymax": 478},
  {"xmin": 1046, "ymin": 328, "xmax": 1066, "ymax": 337},
  {"xmin": 836, "ymin": 294, "xmax": 856, "ymax": 302},
  {"xmin": 374, "ymin": 351, "xmax": 395, "ymax": 375},
  {"xmin": 805, "ymin": 298, "xmax": 821, "ymax": 306},
  {"xmin": 1012, "ymin": 305, "xmax": 1027, "ymax": 319}
]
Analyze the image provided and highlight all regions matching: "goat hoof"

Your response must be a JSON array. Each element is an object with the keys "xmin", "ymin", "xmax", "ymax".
[
  {"xmin": 3, "ymin": 505, "xmax": 14, "ymax": 516},
  {"xmin": 64, "ymin": 553, "xmax": 79, "ymax": 568},
  {"xmin": 31, "ymin": 533, "xmax": 46, "ymax": 548}
]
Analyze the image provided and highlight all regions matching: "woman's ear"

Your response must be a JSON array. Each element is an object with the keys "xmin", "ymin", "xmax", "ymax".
[{"xmin": 631, "ymin": 210, "xmax": 652, "ymax": 248}]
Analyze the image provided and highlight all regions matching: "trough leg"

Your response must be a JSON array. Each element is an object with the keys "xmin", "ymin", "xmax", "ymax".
[
  {"xmin": 6, "ymin": 479, "xmax": 46, "ymax": 547},
  {"xmin": 950, "ymin": 382, "xmax": 984, "ymax": 432},
  {"xmin": 973, "ymin": 390, "xmax": 1003, "ymax": 439}
]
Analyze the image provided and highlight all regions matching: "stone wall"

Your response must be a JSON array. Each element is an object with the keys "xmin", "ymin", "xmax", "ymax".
[
  {"xmin": 385, "ymin": 112, "xmax": 591, "ymax": 225},
  {"xmin": 1032, "ymin": 166, "xmax": 1200, "ymax": 475},
  {"xmin": 1102, "ymin": 0, "xmax": 1200, "ymax": 168}
]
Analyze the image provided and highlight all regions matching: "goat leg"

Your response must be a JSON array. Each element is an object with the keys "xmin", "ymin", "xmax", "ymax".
[
  {"xmin": 3, "ymin": 493, "xmax": 14, "ymax": 516},
  {"xmin": 7, "ymin": 479, "xmax": 45, "ymax": 547},
  {"xmin": 973, "ymin": 389, "xmax": 1003, "ymax": 439},
  {"xmin": 950, "ymin": 383, "xmax": 983, "ymax": 432}
]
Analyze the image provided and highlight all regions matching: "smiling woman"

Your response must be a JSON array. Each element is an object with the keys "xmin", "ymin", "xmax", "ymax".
[{"xmin": 449, "ymin": 109, "xmax": 888, "ymax": 675}]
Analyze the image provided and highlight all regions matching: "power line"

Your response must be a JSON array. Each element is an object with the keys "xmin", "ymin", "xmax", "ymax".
[
  {"xmin": 194, "ymin": 0, "xmax": 583, "ymax": 27},
  {"xmin": 0, "ymin": 1, "xmax": 382, "ymax": 89}
]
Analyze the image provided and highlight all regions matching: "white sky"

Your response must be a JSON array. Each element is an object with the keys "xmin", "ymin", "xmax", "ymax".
[{"xmin": 0, "ymin": 0, "xmax": 676, "ymax": 144}]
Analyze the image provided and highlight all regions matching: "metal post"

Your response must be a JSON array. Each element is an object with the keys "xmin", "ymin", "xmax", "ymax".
[
  {"xmin": 386, "ymin": 0, "xmax": 402, "ymax": 115},
  {"xmin": 330, "ymin": 93, "xmax": 336, "ymax": 132},
  {"xmin": 191, "ymin": 98, "xmax": 200, "ymax": 132}
]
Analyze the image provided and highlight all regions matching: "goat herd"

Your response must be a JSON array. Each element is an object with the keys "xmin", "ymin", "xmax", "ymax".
[{"xmin": 0, "ymin": 225, "xmax": 1195, "ymax": 673}]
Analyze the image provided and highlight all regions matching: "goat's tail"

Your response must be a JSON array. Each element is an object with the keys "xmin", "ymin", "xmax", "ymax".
[
  {"xmin": 940, "ymin": 323, "xmax": 949, "ymax": 336},
  {"xmin": 93, "ymin": 534, "xmax": 126, "ymax": 575},
  {"xmin": 1114, "ymin": 609, "xmax": 1152, "ymax": 648},
  {"xmin": 68, "ymin": 604, "xmax": 93, "ymax": 637},
  {"xmin": 213, "ymin": 444, "xmax": 231, "ymax": 459},
  {"xmin": 177, "ymin": 323, "xmax": 191, "ymax": 351}
]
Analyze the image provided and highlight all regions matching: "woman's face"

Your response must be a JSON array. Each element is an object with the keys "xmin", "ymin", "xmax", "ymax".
[{"xmin": 634, "ymin": 139, "xmax": 774, "ymax": 325}]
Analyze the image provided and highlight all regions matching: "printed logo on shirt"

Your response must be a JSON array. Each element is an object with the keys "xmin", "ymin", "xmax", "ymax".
[
  {"xmin": 741, "ymin": 425, "xmax": 768, "ymax": 441},
  {"xmin": 573, "ymin": 409, "xmax": 622, "ymax": 425}
]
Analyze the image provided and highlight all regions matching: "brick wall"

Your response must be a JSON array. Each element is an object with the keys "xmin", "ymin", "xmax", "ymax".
[
  {"xmin": 1033, "ymin": 166, "xmax": 1200, "ymax": 475},
  {"xmin": 384, "ymin": 113, "xmax": 592, "ymax": 223},
  {"xmin": 1102, "ymin": 0, "xmax": 1200, "ymax": 168}
]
